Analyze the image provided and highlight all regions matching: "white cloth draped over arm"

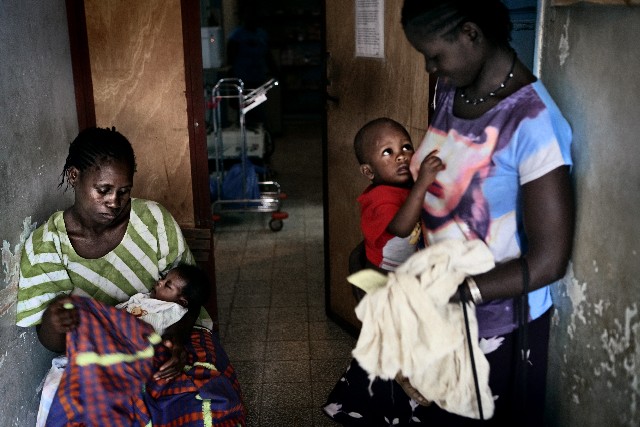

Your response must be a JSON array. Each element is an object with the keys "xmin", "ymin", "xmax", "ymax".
[{"xmin": 352, "ymin": 239, "xmax": 496, "ymax": 419}]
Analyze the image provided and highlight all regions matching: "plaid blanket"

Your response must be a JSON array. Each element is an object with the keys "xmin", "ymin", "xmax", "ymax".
[{"xmin": 46, "ymin": 296, "xmax": 245, "ymax": 426}]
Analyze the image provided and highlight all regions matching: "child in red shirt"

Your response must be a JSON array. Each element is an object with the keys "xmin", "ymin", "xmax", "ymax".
[{"xmin": 355, "ymin": 117, "xmax": 443, "ymax": 272}]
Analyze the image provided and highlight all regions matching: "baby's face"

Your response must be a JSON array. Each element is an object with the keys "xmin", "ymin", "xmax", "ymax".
[
  {"xmin": 152, "ymin": 270, "xmax": 188, "ymax": 305},
  {"xmin": 363, "ymin": 125, "xmax": 415, "ymax": 187}
]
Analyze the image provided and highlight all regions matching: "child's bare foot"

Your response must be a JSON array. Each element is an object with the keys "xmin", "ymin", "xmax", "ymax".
[{"xmin": 395, "ymin": 372, "xmax": 431, "ymax": 406}]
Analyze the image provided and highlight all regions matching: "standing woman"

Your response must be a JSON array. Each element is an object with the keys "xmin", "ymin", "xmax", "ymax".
[
  {"xmin": 17, "ymin": 127, "xmax": 245, "ymax": 426},
  {"xmin": 323, "ymin": 1, "xmax": 574, "ymax": 426}
]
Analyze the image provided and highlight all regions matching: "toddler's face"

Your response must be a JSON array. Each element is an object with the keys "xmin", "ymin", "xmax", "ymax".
[
  {"xmin": 362, "ymin": 126, "xmax": 415, "ymax": 187},
  {"xmin": 152, "ymin": 269, "xmax": 188, "ymax": 306}
]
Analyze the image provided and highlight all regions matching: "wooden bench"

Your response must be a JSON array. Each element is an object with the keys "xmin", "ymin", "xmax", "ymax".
[{"xmin": 181, "ymin": 227, "xmax": 219, "ymax": 333}]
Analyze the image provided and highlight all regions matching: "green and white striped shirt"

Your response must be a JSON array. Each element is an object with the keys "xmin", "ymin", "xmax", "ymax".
[{"xmin": 17, "ymin": 199, "xmax": 195, "ymax": 327}]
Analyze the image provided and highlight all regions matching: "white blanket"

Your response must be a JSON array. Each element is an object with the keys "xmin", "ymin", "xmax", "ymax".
[
  {"xmin": 115, "ymin": 293, "xmax": 187, "ymax": 336},
  {"xmin": 352, "ymin": 239, "xmax": 496, "ymax": 419}
]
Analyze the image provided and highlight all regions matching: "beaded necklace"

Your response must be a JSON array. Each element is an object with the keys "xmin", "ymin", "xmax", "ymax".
[{"xmin": 459, "ymin": 52, "xmax": 517, "ymax": 106}]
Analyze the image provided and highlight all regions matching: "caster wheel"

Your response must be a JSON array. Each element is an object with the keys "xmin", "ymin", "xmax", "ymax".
[{"xmin": 269, "ymin": 219, "xmax": 284, "ymax": 232}]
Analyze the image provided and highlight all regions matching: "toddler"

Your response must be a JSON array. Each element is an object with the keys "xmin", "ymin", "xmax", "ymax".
[{"xmin": 354, "ymin": 117, "xmax": 443, "ymax": 272}]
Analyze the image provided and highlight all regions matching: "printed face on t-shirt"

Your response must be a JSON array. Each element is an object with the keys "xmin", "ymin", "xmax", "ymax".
[{"xmin": 413, "ymin": 127, "xmax": 498, "ymax": 218}]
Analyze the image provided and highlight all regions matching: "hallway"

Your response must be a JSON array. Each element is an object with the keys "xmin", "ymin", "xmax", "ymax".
[{"xmin": 212, "ymin": 119, "xmax": 356, "ymax": 426}]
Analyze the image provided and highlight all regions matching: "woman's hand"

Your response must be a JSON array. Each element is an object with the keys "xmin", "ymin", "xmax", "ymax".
[
  {"xmin": 153, "ymin": 336, "xmax": 188, "ymax": 382},
  {"xmin": 36, "ymin": 295, "xmax": 78, "ymax": 353},
  {"xmin": 50, "ymin": 296, "xmax": 79, "ymax": 333}
]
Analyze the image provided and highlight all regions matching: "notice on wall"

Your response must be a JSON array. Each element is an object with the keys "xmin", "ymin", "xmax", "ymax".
[{"xmin": 355, "ymin": 0, "xmax": 384, "ymax": 59}]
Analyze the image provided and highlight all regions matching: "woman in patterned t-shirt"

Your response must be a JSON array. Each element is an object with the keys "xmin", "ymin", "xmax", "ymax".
[{"xmin": 323, "ymin": 1, "xmax": 574, "ymax": 425}]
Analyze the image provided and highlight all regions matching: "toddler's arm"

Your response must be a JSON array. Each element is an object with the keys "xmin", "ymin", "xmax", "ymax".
[{"xmin": 387, "ymin": 150, "xmax": 443, "ymax": 237}]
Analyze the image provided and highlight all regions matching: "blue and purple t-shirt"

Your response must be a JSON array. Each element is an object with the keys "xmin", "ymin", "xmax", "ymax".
[{"xmin": 411, "ymin": 80, "xmax": 572, "ymax": 338}]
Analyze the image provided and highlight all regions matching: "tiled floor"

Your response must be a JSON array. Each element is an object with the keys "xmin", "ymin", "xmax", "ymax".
[{"xmin": 212, "ymin": 118, "xmax": 357, "ymax": 426}]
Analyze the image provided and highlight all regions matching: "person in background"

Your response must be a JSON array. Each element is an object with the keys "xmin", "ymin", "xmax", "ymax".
[
  {"xmin": 18, "ymin": 126, "xmax": 245, "ymax": 426},
  {"xmin": 226, "ymin": 1, "xmax": 277, "ymax": 126},
  {"xmin": 323, "ymin": 1, "xmax": 574, "ymax": 425}
]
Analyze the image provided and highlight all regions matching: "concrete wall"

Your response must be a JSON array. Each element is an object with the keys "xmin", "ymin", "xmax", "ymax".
[
  {"xmin": 538, "ymin": 3, "xmax": 640, "ymax": 426},
  {"xmin": 0, "ymin": 0, "xmax": 78, "ymax": 425}
]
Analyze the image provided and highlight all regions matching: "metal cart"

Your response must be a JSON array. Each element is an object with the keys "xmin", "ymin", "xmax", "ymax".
[{"xmin": 208, "ymin": 78, "xmax": 288, "ymax": 232}]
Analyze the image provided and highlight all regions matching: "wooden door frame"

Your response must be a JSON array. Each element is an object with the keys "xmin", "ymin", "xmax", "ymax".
[
  {"xmin": 65, "ymin": 0, "xmax": 212, "ymax": 229},
  {"xmin": 66, "ymin": 0, "xmax": 96, "ymax": 130},
  {"xmin": 180, "ymin": 0, "xmax": 212, "ymax": 228}
]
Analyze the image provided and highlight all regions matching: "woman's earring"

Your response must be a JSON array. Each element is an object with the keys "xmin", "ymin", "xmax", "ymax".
[{"xmin": 68, "ymin": 171, "xmax": 78, "ymax": 188}]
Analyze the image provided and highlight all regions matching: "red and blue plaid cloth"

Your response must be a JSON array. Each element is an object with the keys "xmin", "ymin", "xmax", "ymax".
[{"xmin": 46, "ymin": 296, "xmax": 245, "ymax": 426}]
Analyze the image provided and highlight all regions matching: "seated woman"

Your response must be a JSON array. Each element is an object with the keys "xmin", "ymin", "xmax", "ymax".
[{"xmin": 16, "ymin": 126, "xmax": 246, "ymax": 426}]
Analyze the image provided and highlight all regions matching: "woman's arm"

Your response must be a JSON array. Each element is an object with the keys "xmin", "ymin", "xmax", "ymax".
[{"xmin": 469, "ymin": 166, "xmax": 574, "ymax": 301}]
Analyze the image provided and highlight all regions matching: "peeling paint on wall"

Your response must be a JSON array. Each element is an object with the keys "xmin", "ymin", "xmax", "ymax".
[
  {"xmin": 1, "ymin": 217, "xmax": 37, "ymax": 315},
  {"xmin": 555, "ymin": 262, "xmax": 640, "ymax": 424},
  {"xmin": 558, "ymin": 13, "xmax": 571, "ymax": 66}
]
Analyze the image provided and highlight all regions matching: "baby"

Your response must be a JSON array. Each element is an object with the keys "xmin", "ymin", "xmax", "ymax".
[{"xmin": 116, "ymin": 262, "xmax": 210, "ymax": 335}]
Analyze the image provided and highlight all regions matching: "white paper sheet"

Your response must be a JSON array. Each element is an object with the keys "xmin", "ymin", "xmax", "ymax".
[{"xmin": 355, "ymin": 0, "xmax": 384, "ymax": 59}]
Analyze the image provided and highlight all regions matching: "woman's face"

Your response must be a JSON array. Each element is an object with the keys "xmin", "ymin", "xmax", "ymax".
[
  {"xmin": 404, "ymin": 24, "xmax": 482, "ymax": 88},
  {"xmin": 69, "ymin": 158, "xmax": 133, "ymax": 227}
]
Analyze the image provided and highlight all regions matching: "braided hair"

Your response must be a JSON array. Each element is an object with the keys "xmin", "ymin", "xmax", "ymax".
[
  {"xmin": 401, "ymin": 0, "xmax": 512, "ymax": 48},
  {"xmin": 59, "ymin": 126, "xmax": 137, "ymax": 189}
]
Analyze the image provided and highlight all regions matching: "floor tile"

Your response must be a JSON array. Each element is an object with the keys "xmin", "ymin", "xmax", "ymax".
[
  {"xmin": 261, "ymin": 381, "xmax": 313, "ymax": 407},
  {"xmin": 233, "ymin": 291, "xmax": 271, "ymax": 308},
  {"xmin": 265, "ymin": 340, "xmax": 310, "ymax": 361},
  {"xmin": 262, "ymin": 360, "xmax": 310, "ymax": 383},
  {"xmin": 271, "ymin": 292, "xmax": 308, "ymax": 307},
  {"xmin": 259, "ymin": 406, "xmax": 314, "ymax": 427},
  {"xmin": 268, "ymin": 306, "xmax": 308, "ymax": 323},
  {"xmin": 267, "ymin": 321, "xmax": 309, "ymax": 341},
  {"xmin": 310, "ymin": 359, "xmax": 351, "ymax": 383},
  {"xmin": 310, "ymin": 340, "xmax": 357, "ymax": 360},
  {"xmin": 224, "ymin": 340, "xmax": 266, "ymax": 362},
  {"xmin": 309, "ymin": 321, "xmax": 354, "ymax": 341},
  {"xmin": 229, "ymin": 306, "xmax": 270, "ymax": 324},
  {"xmin": 234, "ymin": 361, "xmax": 266, "ymax": 385},
  {"xmin": 226, "ymin": 322, "xmax": 268, "ymax": 342}
]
